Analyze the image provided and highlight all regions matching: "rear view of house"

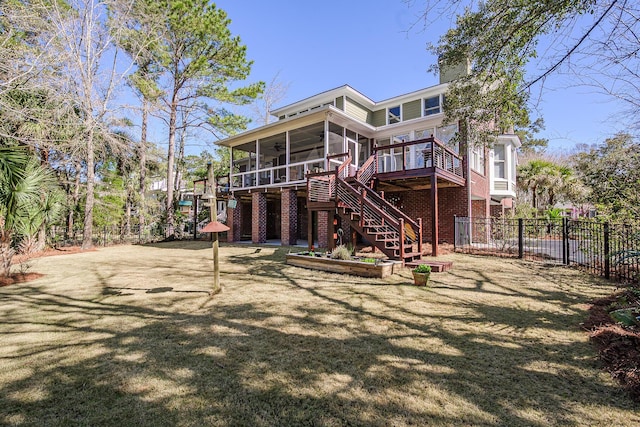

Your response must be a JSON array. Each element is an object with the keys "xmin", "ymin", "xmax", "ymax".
[{"xmin": 215, "ymin": 76, "xmax": 519, "ymax": 261}]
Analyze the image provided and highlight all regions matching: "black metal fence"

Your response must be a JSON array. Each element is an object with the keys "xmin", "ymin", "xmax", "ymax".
[
  {"xmin": 47, "ymin": 224, "xmax": 176, "ymax": 247},
  {"xmin": 454, "ymin": 217, "xmax": 640, "ymax": 285}
]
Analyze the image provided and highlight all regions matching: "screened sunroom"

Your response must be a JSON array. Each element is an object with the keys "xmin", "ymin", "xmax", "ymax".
[{"xmin": 228, "ymin": 114, "xmax": 372, "ymax": 191}]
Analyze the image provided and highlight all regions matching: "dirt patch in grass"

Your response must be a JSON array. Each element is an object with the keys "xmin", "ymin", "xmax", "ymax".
[
  {"xmin": 3, "ymin": 246, "xmax": 96, "ymax": 287},
  {"xmin": 585, "ymin": 289, "xmax": 640, "ymax": 401},
  {"xmin": 0, "ymin": 272, "xmax": 44, "ymax": 287},
  {"xmin": 13, "ymin": 245, "xmax": 96, "ymax": 264}
]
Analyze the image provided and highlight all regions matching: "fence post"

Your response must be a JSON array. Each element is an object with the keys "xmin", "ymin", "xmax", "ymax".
[
  {"xmin": 518, "ymin": 218, "xmax": 524, "ymax": 259},
  {"xmin": 604, "ymin": 222, "xmax": 610, "ymax": 280},
  {"xmin": 562, "ymin": 218, "xmax": 568, "ymax": 265},
  {"xmin": 103, "ymin": 226, "xmax": 107, "ymax": 247},
  {"xmin": 138, "ymin": 224, "xmax": 142, "ymax": 244},
  {"xmin": 453, "ymin": 215, "xmax": 457, "ymax": 251}
]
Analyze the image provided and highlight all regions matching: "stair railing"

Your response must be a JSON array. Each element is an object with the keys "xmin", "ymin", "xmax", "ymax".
[
  {"xmin": 307, "ymin": 152, "xmax": 352, "ymax": 203},
  {"xmin": 355, "ymin": 153, "xmax": 377, "ymax": 186},
  {"xmin": 351, "ymin": 178, "xmax": 423, "ymax": 254},
  {"xmin": 336, "ymin": 176, "xmax": 406, "ymax": 257}
]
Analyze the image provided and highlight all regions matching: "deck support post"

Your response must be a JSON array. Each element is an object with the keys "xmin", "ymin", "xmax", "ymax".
[
  {"xmin": 431, "ymin": 174, "xmax": 439, "ymax": 256},
  {"xmin": 328, "ymin": 212, "xmax": 335, "ymax": 251},
  {"xmin": 308, "ymin": 209, "xmax": 313, "ymax": 250}
]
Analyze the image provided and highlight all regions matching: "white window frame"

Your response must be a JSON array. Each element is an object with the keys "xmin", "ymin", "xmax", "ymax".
[
  {"xmin": 423, "ymin": 95, "xmax": 441, "ymax": 116},
  {"xmin": 387, "ymin": 105, "xmax": 401, "ymax": 124},
  {"xmin": 471, "ymin": 145, "xmax": 485, "ymax": 175},
  {"xmin": 493, "ymin": 144, "xmax": 506, "ymax": 179}
]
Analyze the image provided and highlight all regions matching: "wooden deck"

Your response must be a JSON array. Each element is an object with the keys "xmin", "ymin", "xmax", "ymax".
[{"xmin": 405, "ymin": 260, "xmax": 453, "ymax": 272}]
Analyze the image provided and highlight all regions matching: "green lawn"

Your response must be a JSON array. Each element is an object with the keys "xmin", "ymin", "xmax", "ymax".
[{"xmin": 1, "ymin": 241, "xmax": 638, "ymax": 426}]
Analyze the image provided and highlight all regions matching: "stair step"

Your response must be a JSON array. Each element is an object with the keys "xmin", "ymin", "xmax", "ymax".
[
  {"xmin": 333, "ymin": 179, "xmax": 423, "ymax": 263},
  {"xmin": 374, "ymin": 233, "xmax": 397, "ymax": 239},
  {"xmin": 373, "ymin": 231, "xmax": 398, "ymax": 236},
  {"xmin": 402, "ymin": 251, "xmax": 422, "ymax": 258},
  {"xmin": 364, "ymin": 225, "xmax": 389, "ymax": 230}
]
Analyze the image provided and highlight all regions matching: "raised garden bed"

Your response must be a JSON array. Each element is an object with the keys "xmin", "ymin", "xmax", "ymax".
[{"xmin": 286, "ymin": 253, "xmax": 397, "ymax": 278}]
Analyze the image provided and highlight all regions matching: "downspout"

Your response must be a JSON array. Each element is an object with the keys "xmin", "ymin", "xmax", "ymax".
[
  {"xmin": 324, "ymin": 115, "xmax": 330, "ymax": 170},
  {"xmin": 465, "ymin": 121, "xmax": 473, "ymax": 247},
  {"xmin": 229, "ymin": 146, "xmax": 233, "ymax": 190},
  {"xmin": 464, "ymin": 119, "xmax": 472, "ymax": 219}
]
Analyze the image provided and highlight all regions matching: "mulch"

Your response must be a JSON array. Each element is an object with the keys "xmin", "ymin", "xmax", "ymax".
[
  {"xmin": 0, "ymin": 272, "xmax": 44, "ymax": 287},
  {"xmin": 584, "ymin": 288, "xmax": 640, "ymax": 401}
]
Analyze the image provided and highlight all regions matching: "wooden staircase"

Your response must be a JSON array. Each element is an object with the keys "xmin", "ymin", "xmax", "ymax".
[{"xmin": 307, "ymin": 153, "xmax": 423, "ymax": 265}]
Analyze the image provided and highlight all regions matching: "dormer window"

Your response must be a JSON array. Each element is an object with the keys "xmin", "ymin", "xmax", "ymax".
[
  {"xmin": 424, "ymin": 96, "xmax": 441, "ymax": 116},
  {"xmin": 388, "ymin": 105, "xmax": 401, "ymax": 124}
]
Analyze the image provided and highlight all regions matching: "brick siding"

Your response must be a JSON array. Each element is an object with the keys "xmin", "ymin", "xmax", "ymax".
[
  {"xmin": 252, "ymin": 192, "xmax": 267, "ymax": 243},
  {"xmin": 471, "ymin": 199, "xmax": 489, "ymax": 243},
  {"xmin": 317, "ymin": 211, "xmax": 329, "ymax": 248},
  {"xmin": 386, "ymin": 186, "xmax": 468, "ymax": 244},
  {"xmin": 228, "ymin": 201, "xmax": 242, "ymax": 242},
  {"xmin": 281, "ymin": 190, "xmax": 297, "ymax": 245},
  {"xmin": 490, "ymin": 204, "xmax": 504, "ymax": 217}
]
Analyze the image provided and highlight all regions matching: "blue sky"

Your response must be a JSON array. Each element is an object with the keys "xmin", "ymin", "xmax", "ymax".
[{"xmin": 204, "ymin": 0, "xmax": 626, "ymax": 154}]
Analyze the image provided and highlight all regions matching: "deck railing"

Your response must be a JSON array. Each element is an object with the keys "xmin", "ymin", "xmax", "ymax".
[
  {"xmin": 355, "ymin": 154, "xmax": 377, "ymax": 186},
  {"xmin": 307, "ymin": 153, "xmax": 352, "ymax": 203},
  {"xmin": 350, "ymin": 180, "xmax": 422, "ymax": 252},
  {"xmin": 372, "ymin": 137, "xmax": 464, "ymax": 178},
  {"xmin": 230, "ymin": 158, "xmax": 325, "ymax": 190}
]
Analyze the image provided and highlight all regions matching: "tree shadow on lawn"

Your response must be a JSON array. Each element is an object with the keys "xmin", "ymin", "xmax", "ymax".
[{"xmin": 1, "ymin": 252, "xmax": 638, "ymax": 426}]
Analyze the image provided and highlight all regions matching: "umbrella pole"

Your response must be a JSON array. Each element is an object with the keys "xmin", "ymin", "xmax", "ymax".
[{"xmin": 208, "ymin": 163, "xmax": 221, "ymax": 294}]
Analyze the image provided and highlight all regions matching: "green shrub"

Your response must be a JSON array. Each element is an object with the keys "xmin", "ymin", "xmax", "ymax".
[
  {"xmin": 413, "ymin": 264, "xmax": 431, "ymax": 274},
  {"xmin": 331, "ymin": 245, "xmax": 352, "ymax": 260}
]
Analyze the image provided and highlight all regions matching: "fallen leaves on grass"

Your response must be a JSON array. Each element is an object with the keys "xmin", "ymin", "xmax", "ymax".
[
  {"xmin": 0, "ymin": 273, "xmax": 44, "ymax": 287},
  {"xmin": 585, "ymin": 288, "xmax": 640, "ymax": 401}
]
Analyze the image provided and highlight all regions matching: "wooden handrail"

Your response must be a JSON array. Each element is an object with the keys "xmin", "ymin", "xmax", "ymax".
[
  {"xmin": 336, "ymin": 177, "xmax": 400, "ymax": 228},
  {"xmin": 327, "ymin": 152, "xmax": 350, "ymax": 161},
  {"xmin": 351, "ymin": 180, "xmax": 421, "ymax": 231},
  {"xmin": 336, "ymin": 154, "xmax": 352, "ymax": 176},
  {"xmin": 306, "ymin": 171, "xmax": 334, "ymax": 179},
  {"xmin": 355, "ymin": 153, "xmax": 377, "ymax": 185},
  {"xmin": 373, "ymin": 136, "xmax": 461, "ymax": 159},
  {"xmin": 399, "ymin": 218, "xmax": 405, "ymax": 258}
]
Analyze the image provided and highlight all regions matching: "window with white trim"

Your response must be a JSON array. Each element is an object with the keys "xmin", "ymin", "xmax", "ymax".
[
  {"xmin": 423, "ymin": 95, "xmax": 441, "ymax": 116},
  {"xmin": 494, "ymin": 144, "xmax": 506, "ymax": 179},
  {"xmin": 471, "ymin": 145, "xmax": 485, "ymax": 175},
  {"xmin": 388, "ymin": 105, "xmax": 401, "ymax": 124},
  {"xmin": 436, "ymin": 124, "xmax": 459, "ymax": 153},
  {"xmin": 415, "ymin": 128, "xmax": 434, "ymax": 139}
]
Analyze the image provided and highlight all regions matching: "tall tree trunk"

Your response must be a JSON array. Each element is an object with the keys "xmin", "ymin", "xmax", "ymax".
[
  {"xmin": 166, "ymin": 92, "xmax": 177, "ymax": 236},
  {"xmin": 174, "ymin": 124, "xmax": 186, "ymax": 195},
  {"xmin": 124, "ymin": 195, "xmax": 132, "ymax": 237},
  {"xmin": 82, "ymin": 127, "xmax": 95, "ymax": 249},
  {"xmin": 0, "ymin": 221, "xmax": 14, "ymax": 277},
  {"xmin": 36, "ymin": 226, "xmax": 47, "ymax": 252},
  {"xmin": 139, "ymin": 98, "xmax": 148, "ymax": 230},
  {"xmin": 67, "ymin": 162, "xmax": 82, "ymax": 239}
]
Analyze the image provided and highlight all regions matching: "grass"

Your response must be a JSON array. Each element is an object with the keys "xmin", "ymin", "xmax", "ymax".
[{"xmin": 1, "ymin": 240, "xmax": 639, "ymax": 426}]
